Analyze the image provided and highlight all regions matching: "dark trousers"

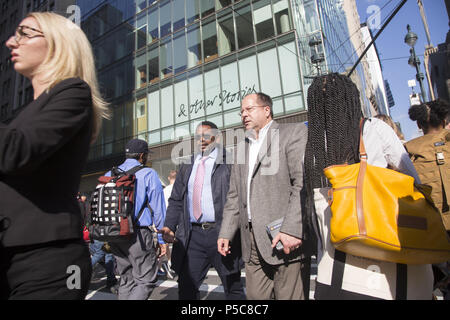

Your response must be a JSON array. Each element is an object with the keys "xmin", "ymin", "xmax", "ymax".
[
  {"xmin": 109, "ymin": 228, "xmax": 159, "ymax": 300},
  {"xmin": 178, "ymin": 225, "xmax": 245, "ymax": 300},
  {"xmin": 0, "ymin": 239, "xmax": 92, "ymax": 300}
]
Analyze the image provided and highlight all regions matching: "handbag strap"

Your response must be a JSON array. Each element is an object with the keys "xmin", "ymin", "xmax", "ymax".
[
  {"xmin": 358, "ymin": 118, "xmax": 368, "ymax": 161},
  {"xmin": 356, "ymin": 118, "xmax": 368, "ymax": 236}
]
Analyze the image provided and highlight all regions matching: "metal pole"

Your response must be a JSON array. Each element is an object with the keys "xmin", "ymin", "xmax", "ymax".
[{"xmin": 412, "ymin": 46, "xmax": 428, "ymax": 102}]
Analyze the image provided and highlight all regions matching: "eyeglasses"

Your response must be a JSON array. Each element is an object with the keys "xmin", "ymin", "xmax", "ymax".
[
  {"xmin": 14, "ymin": 25, "xmax": 44, "ymax": 44},
  {"xmin": 194, "ymin": 134, "xmax": 214, "ymax": 141},
  {"xmin": 238, "ymin": 105, "xmax": 266, "ymax": 117}
]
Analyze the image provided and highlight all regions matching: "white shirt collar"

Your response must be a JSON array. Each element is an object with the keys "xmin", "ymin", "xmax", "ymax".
[
  {"xmin": 195, "ymin": 146, "xmax": 218, "ymax": 161},
  {"xmin": 248, "ymin": 120, "xmax": 273, "ymax": 144}
]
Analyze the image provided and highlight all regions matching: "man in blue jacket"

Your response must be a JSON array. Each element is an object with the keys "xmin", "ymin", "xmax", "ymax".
[
  {"xmin": 108, "ymin": 138, "xmax": 166, "ymax": 300},
  {"xmin": 159, "ymin": 121, "xmax": 245, "ymax": 300}
]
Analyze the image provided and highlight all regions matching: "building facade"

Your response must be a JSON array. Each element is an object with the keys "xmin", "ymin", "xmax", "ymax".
[
  {"xmin": 428, "ymin": 37, "xmax": 450, "ymax": 102},
  {"xmin": 82, "ymin": 0, "xmax": 369, "ymax": 190},
  {"xmin": 0, "ymin": 0, "xmax": 372, "ymax": 190},
  {"xmin": 360, "ymin": 23, "xmax": 390, "ymax": 116}
]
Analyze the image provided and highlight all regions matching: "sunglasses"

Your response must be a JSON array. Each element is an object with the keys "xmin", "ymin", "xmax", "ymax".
[{"xmin": 14, "ymin": 25, "xmax": 44, "ymax": 44}]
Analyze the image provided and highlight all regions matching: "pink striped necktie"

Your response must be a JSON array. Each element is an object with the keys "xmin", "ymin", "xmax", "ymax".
[{"xmin": 193, "ymin": 156, "xmax": 208, "ymax": 221}]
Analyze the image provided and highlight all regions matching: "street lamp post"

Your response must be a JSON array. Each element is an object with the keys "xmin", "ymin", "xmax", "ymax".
[{"xmin": 404, "ymin": 24, "xmax": 428, "ymax": 102}]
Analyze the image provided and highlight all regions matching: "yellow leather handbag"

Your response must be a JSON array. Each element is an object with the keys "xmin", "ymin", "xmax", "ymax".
[{"xmin": 323, "ymin": 120, "xmax": 450, "ymax": 265}]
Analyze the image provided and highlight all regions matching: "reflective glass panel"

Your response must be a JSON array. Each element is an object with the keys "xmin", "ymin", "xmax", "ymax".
[
  {"xmin": 173, "ymin": 31, "xmax": 187, "ymax": 74},
  {"xmin": 161, "ymin": 85, "xmax": 174, "ymax": 127},
  {"xmin": 160, "ymin": 0, "xmax": 172, "ymax": 38},
  {"xmin": 217, "ymin": 9, "xmax": 235, "ymax": 56},
  {"xmin": 173, "ymin": 0, "xmax": 185, "ymax": 31},
  {"xmin": 253, "ymin": 0, "xmax": 274, "ymax": 41},
  {"xmin": 160, "ymin": 38, "xmax": 173, "ymax": 78},
  {"xmin": 187, "ymin": 24, "xmax": 201, "ymax": 68},
  {"xmin": 148, "ymin": 7, "xmax": 159, "ymax": 42},
  {"xmin": 202, "ymin": 19, "xmax": 218, "ymax": 62},
  {"xmin": 186, "ymin": 0, "xmax": 200, "ymax": 24},
  {"xmin": 235, "ymin": 4, "xmax": 254, "ymax": 49}
]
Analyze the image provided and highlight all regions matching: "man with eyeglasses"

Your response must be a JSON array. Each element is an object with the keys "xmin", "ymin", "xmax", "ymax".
[
  {"xmin": 218, "ymin": 92, "xmax": 313, "ymax": 300},
  {"xmin": 159, "ymin": 121, "xmax": 245, "ymax": 300}
]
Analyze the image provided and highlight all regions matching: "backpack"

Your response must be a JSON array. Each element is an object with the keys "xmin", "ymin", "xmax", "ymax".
[
  {"xmin": 405, "ymin": 129, "xmax": 450, "ymax": 230},
  {"xmin": 88, "ymin": 165, "xmax": 145, "ymax": 242}
]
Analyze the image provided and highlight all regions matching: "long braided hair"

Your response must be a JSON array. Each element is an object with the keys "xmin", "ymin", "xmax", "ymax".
[
  {"xmin": 305, "ymin": 73, "xmax": 363, "ymax": 191},
  {"xmin": 304, "ymin": 73, "xmax": 363, "ymax": 244}
]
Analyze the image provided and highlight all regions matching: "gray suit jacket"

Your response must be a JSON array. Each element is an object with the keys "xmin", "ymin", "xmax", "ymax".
[{"xmin": 219, "ymin": 121, "xmax": 312, "ymax": 265}]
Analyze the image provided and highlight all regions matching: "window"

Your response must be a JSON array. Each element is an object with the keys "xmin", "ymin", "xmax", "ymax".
[
  {"xmin": 188, "ymin": 69, "xmax": 204, "ymax": 120},
  {"xmin": 186, "ymin": 0, "xmax": 200, "ymax": 24},
  {"xmin": 238, "ymin": 48, "xmax": 260, "ymax": 96},
  {"xmin": 274, "ymin": 0, "xmax": 291, "ymax": 34},
  {"xmin": 220, "ymin": 60, "xmax": 240, "ymax": 111},
  {"xmin": 235, "ymin": 3, "xmax": 254, "ymax": 49},
  {"xmin": 148, "ymin": 7, "xmax": 159, "ymax": 42},
  {"xmin": 174, "ymin": 74, "xmax": 188, "ymax": 123},
  {"xmin": 253, "ymin": 0, "xmax": 274, "ymax": 41},
  {"xmin": 201, "ymin": 0, "xmax": 215, "ymax": 17},
  {"xmin": 136, "ymin": 13, "xmax": 147, "ymax": 50},
  {"xmin": 217, "ymin": 9, "xmax": 235, "ymax": 56},
  {"xmin": 278, "ymin": 41, "xmax": 302, "ymax": 112},
  {"xmin": 148, "ymin": 89, "xmax": 160, "ymax": 131},
  {"xmin": 173, "ymin": 0, "xmax": 185, "ymax": 31},
  {"xmin": 204, "ymin": 63, "xmax": 221, "ymax": 115},
  {"xmin": 160, "ymin": 0, "xmax": 172, "ymax": 38},
  {"xmin": 202, "ymin": 18, "xmax": 218, "ymax": 62},
  {"xmin": 216, "ymin": 0, "xmax": 232, "ymax": 10},
  {"xmin": 148, "ymin": 47, "xmax": 159, "ymax": 83},
  {"xmin": 160, "ymin": 38, "xmax": 173, "ymax": 78},
  {"xmin": 161, "ymin": 85, "xmax": 174, "ymax": 127},
  {"xmin": 136, "ymin": 0, "xmax": 146, "ymax": 13},
  {"xmin": 187, "ymin": 24, "xmax": 201, "ymax": 68},
  {"xmin": 135, "ymin": 53, "xmax": 147, "ymax": 89},
  {"xmin": 173, "ymin": 31, "xmax": 187, "ymax": 74},
  {"xmin": 257, "ymin": 43, "xmax": 282, "ymax": 98}
]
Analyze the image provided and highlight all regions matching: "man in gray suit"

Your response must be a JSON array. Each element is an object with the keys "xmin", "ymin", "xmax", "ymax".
[{"xmin": 218, "ymin": 92, "xmax": 312, "ymax": 300}]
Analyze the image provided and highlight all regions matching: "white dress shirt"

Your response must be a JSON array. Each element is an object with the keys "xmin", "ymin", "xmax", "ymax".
[{"xmin": 247, "ymin": 120, "xmax": 273, "ymax": 221}]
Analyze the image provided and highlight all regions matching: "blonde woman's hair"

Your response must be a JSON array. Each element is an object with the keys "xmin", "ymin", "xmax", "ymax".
[
  {"xmin": 28, "ymin": 12, "xmax": 110, "ymax": 143},
  {"xmin": 375, "ymin": 114, "xmax": 405, "ymax": 141}
]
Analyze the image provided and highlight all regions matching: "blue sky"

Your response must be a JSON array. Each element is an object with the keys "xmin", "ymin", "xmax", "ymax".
[{"xmin": 355, "ymin": 0, "xmax": 448, "ymax": 140}]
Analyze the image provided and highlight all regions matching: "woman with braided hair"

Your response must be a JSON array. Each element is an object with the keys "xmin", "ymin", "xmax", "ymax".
[{"xmin": 304, "ymin": 73, "xmax": 433, "ymax": 300}]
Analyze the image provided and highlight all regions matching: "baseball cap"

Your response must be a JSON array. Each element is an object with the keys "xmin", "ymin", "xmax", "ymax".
[{"xmin": 125, "ymin": 139, "xmax": 149, "ymax": 154}]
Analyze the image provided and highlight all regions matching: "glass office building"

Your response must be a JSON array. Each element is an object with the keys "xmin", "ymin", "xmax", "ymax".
[{"xmin": 77, "ymin": 0, "xmax": 368, "ymax": 189}]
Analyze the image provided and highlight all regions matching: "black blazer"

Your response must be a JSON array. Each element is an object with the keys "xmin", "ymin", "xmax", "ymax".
[
  {"xmin": 165, "ymin": 147, "xmax": 243, "ymax": 275},
  {"xmin": 0, "ymin": 78, "xmax": 93, "ymax": 247}
]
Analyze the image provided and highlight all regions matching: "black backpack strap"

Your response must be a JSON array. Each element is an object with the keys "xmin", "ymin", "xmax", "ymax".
[{"xmin": 125, "ymin": 165, "xmax": 145, "ymax": 175}]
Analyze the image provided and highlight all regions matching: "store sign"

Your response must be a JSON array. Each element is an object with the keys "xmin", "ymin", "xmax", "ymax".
[{"xmin": 177, "ymin": 84, "xmax": 257, "ymax": 118}]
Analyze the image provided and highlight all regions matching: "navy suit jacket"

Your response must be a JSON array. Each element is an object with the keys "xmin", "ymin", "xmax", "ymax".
[{"xmin": 165, "ymin": 147, "xmax": 243, "ymax": 275}]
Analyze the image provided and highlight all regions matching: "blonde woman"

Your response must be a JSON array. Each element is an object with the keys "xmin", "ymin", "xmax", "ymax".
[{"xmin": 0, "ymin": 12, "xmax": 108, "ymax": 299}]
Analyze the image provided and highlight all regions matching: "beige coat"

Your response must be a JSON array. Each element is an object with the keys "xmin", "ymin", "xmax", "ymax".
[{"xmin": 219, "ymin": 121, "xmax": 312, "ymax": 265}]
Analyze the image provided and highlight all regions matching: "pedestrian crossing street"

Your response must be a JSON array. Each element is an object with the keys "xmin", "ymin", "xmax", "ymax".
[{"xmin": 86, "ymin": 258, "xmax": 319, "ymax": 300}]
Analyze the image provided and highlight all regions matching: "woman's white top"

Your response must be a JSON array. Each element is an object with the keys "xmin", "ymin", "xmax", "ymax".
[{"xmin": 314, "ymin": 117, "xmax": 433, "ymax": 300}]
